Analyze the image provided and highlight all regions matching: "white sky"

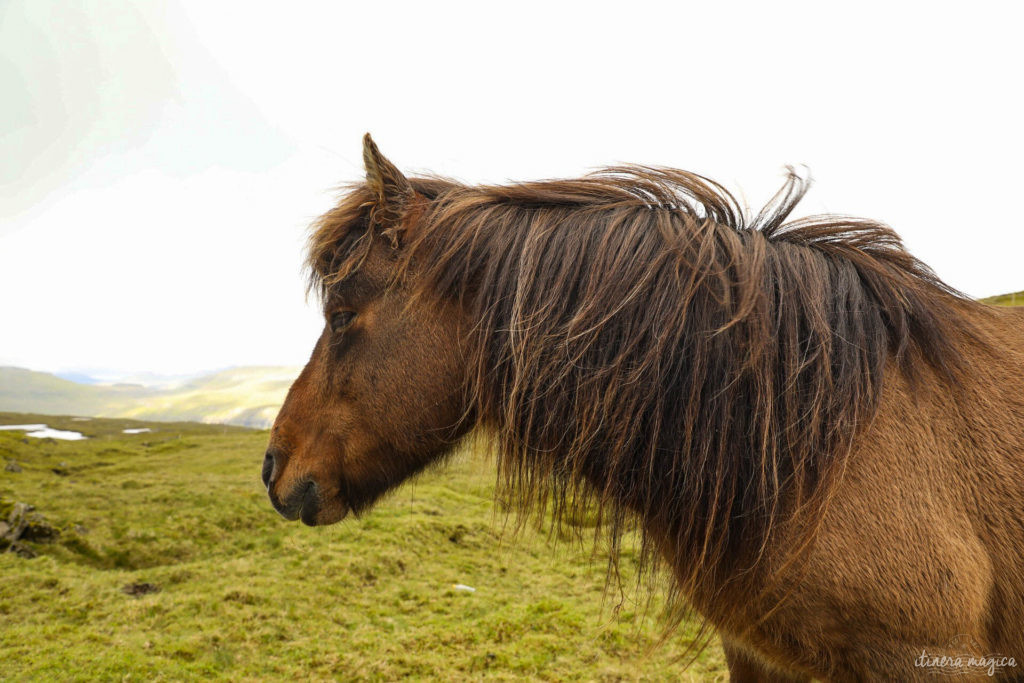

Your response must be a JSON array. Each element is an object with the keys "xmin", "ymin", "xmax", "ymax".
[{"xmin": 2, "ymin": 0, "xmax": 1022, "ymax": 377}]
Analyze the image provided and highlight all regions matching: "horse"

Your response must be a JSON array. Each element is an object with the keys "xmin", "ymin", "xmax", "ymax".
[{"xmin": 263, "ymin": 134, "xmax": 1024, "ymax": 680}]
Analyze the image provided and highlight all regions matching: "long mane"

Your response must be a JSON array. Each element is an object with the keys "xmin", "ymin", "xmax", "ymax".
[{"xmin": 308, "ymin": 166, "xmax": 982, "ymax": 614}]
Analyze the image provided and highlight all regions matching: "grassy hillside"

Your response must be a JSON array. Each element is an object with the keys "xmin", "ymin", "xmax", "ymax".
[
  {"xmin": 112, "ymin": 366, "xmax": 297, "ymax": 427},
  {"xmin": 0, "ymin": 367, "xmax": 155, "ymax": 417},
  {"xmin": 981, "ymin": 290, "xmax": 1024, "ymax": 306},
  {"xmin": 0, "ymin": 414, "xmax": 726, "ymax": 681},
  {"xmin": 0, "ymin": 366, "xmax": 298, "ymax": 428}
]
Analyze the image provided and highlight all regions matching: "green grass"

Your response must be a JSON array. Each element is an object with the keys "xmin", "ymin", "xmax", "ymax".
[{"xmin": 0, "ymin": 413, "xmax": 726, "ymax": 681}]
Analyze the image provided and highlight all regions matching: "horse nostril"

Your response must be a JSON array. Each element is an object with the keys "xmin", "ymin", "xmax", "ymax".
[{"xmin": 262, "ymin": 450, "xmax": 276, "ymax": 488}]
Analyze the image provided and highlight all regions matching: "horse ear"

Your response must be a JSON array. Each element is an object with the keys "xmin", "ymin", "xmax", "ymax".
[{"xmin": 362, "ymin": 133, "xmax": 414, "ymax": 236}]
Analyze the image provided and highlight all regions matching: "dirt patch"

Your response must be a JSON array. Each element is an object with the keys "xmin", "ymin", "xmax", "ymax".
[{"xmin": 121, "ymin": 582, "xmax": 160, "ymax": 597}]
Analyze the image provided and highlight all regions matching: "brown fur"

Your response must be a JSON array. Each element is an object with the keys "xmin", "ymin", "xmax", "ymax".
[{"xmin": 266, "ymin": 134, "xmax": 1024, "ymax": 680}]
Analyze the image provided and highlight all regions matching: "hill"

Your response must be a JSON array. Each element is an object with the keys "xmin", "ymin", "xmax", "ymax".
[
  {"xmin": 110, "ymin": 366, "xmax": 298, "ymax": 427},
  {"xmin": 0, "ymin": 414, "xmax": 724, "ymax": 680},
  {"xmin": 981, "ymin": 290, "xmax": 1024, "ymax": 306},
  {"xmin": 0, "ymin": 366, "xmax": 298, "ymax": 428},
  {"xmin": 0, "ymin": 367, "xmax": 155, "ymax": 416}
]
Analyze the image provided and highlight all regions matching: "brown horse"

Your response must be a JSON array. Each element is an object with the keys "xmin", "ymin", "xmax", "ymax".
[{"xmin": 264, "ymin": 134, "xmax": 1024, "ymax": 680}]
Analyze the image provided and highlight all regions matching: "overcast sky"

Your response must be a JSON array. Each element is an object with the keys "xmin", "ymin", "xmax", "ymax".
[{"xmin": 2, "ymin": 1, "xmax": 1022, "ymax": 377}]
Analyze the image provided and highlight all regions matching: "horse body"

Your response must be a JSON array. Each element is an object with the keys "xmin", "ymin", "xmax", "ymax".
[
  {"xmin": 265, "ymin": 135, "xmax": 1024, "ymax": 680},
  {"xmin": 699, "ymin": 320, "xmax": 1024, "ymax": 678}
]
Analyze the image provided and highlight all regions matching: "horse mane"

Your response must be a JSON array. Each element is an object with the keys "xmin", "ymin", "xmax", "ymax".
[{"xmin": 308, "ymin": 165, "xmax": 983, "ymax": 614}]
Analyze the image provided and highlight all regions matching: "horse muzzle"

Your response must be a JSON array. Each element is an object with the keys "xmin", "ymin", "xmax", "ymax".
[
  {"xmin": 268, "ymin": 479, "xmax": 319, "ymax": 525},
  {"xmin": 263, "ymin": 448, "xmax": 350, "ymax": 526}
]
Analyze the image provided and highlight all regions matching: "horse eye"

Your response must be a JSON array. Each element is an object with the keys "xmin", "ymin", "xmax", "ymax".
[{"xmin": 330, "ymin": 310, "xmax": 356, "ymax": 333}]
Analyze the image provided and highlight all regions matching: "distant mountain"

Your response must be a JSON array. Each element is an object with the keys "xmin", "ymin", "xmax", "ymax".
[
  {"xmin": 0, "ymin": 367, "xmax": 155, "ymax": 416},
  {"xmin": 54, "ymin": 371, "xmax": 102, "ymax": 385},
  {"xmin": 0, "ymin": 366, "xmax": 299, "ymax": 428}
]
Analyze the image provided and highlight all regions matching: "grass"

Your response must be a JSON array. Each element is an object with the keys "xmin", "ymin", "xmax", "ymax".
[{"xmin": 0, "ymin": 413, "xmax": 726, "ymax": 681}]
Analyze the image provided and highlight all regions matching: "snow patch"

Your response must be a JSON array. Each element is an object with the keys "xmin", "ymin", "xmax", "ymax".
[{"xmin": 0, "ymin": 424, "xmax": 86, "ymax": 440}]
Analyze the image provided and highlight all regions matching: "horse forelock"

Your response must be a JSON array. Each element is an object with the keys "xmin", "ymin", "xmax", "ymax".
[{"xmin": 305, "ymin": 177, "xmax": 460, "ymax": 300}]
